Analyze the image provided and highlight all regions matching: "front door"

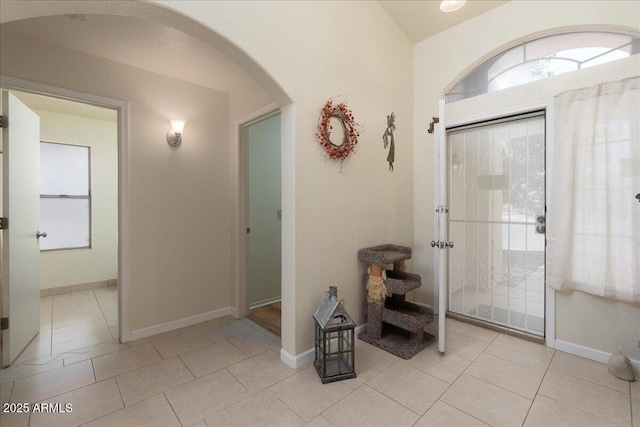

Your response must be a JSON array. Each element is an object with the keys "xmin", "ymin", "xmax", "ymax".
[
  {"xmin": 447, "ymin": 112, "xmax": 546, "ymax": 336},
  {"xmin": 1, "ymin": 91, "xmax": 42, "ymax": 367}
]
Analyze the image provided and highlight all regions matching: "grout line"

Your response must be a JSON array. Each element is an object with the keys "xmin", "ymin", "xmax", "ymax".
[
  {"xmin": 178, "ymin": 354, "xmax": 198, "ymax": 379},
  {"xmin": 163, "ymin": 391, "xmax": 185, "ymax": 427},
  {"xmin": 546, "ymin": 352, "xmax": 632, "ymax": 395},
  {"xmin": 521, "ymin": 348, "xmax": 554, "ymax": 426},
  {"xmin": 268, "ymin": 387, "xmax": 306, "ymax": 423}
]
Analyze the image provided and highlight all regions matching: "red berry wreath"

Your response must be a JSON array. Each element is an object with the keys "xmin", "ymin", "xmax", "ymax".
[{"xmin": 316, "ymin": 99, "xmax": 361, "ymax": 167}]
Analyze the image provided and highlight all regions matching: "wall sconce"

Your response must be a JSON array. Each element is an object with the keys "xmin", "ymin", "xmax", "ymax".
[
  {"xmin": 440, "ymin": 1, "xmax": 466, "ymax": 12},
  {"xmin": 167, "ymin": 119, "xmax": 185, "ymax": 147},
  {"xmin": 451, "ymin": 152, "xmax": 463, "ymax": 175}
]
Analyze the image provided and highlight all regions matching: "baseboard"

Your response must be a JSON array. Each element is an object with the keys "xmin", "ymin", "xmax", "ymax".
[
  {"xmin": 555, "ymin": 340, "xmax": 640, "ymax": 373},
  {"xmin": 249, "ymin": 297, "xmax": 281, "ymax": 310},
  {"xmin": 280, "ymin": 347, "xmax": 314, "ymax": 369},
  {"xmin": 280, "ymin": 323, "xmax": 368, "ymax": 369},
  {"xmin": 128, "ymin": 307, "xmax": 232, "ymax": 342},
  {"xmin": 41, "ymin": 279, "xmax": 117, "ymax": 297}
]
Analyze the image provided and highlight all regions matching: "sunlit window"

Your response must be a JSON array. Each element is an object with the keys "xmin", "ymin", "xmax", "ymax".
[
  {"xmin": 446, "ymin": 32, "xmax": 639, "ymax": 103},
  {"xmin": 40, "ymin": 142, "xmax": 91, "ymax": 251}
]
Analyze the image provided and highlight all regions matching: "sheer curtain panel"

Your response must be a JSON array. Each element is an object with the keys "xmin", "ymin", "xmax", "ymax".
[{"xmin": 548, "ymin": 77, "xmax": 640, "ymax": 303}]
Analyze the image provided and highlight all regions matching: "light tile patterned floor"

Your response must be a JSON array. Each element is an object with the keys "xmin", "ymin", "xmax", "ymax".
[{"xmin": 0, "ymin": 290, "xmax": 637, "ymax": 426}]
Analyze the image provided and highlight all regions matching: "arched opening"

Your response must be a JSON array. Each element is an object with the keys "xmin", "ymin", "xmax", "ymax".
[{"xmin": 0, "ymin": 1, "xmax": 296, "ymax": 362}]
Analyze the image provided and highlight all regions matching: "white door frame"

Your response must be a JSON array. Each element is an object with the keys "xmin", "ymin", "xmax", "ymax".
[
  {"xmin": 0, "ymin": 75, "xmax": 131, "ymax": 342},
  {"xmin": 234, "ymin": 103, "xmax": 280, "ymax": 319},
  {"xmin": 435, "ymin": 98, "xmax": 556, "ymax": 348}
]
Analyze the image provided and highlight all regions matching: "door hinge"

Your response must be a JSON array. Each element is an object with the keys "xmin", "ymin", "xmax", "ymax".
[
  {"xmin": 0, "ymin": 116, "xmax": 7, "ymax": 128},
  {"xmin": 435, "ymin": 205, "xmax": 449, "ymax": 214},
  {"xmin": 246, "ymin": 227, "xmax": 250, "ymax": 234},
  {"xmin": 0, "ymin": 217, "xmax": 7, "ymax": 230},
  {"xmin": 0, "ymin": 318, "xmax": 8, "ymax": 330}
]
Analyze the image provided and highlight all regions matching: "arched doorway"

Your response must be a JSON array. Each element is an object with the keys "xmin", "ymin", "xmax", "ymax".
[{"xmin": 0, "ymin": 1, "xmax": 296, "ymax": 361}]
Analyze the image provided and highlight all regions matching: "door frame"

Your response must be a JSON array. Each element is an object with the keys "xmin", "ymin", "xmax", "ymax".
[
  {"xmin": 435, "ymin": 98, "xmax": 556, "ymax": 348},
  {"xmin": 234, "ymin": 104, "xmax": 280, "ymax": 319},
  {"xmin": 0, "ymin": 75, "xmax": 130, "ymax": 343}
]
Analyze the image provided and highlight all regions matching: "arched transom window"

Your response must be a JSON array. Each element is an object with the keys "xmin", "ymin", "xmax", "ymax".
[{"xmin": 446, "ymin": 31, "xmax": 640, "ymax": 103}]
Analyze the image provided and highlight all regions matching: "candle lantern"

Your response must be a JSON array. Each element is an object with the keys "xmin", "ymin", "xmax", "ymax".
[{"xmin": 313, "ymin": 286, "xmax": 356, "ymax": 384}]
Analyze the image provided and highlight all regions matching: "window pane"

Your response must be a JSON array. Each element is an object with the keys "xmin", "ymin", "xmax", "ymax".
[
  {"xmin": 40, "ymin": 198, "xmax": 90, "ymax": 250},
  {"xmin": 40, "ymin": 143, "xmax": 89, "ymax": 195},
  {"xmin": 447, "ymin": 32, "xmax": 639, "ymax": 103}
]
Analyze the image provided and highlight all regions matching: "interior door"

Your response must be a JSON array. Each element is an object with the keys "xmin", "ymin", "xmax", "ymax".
[
  {"xmin": 447, "ymin": 112, "xmax": 546, "ymax": 337},
  {"xmin": 245, "ymin": 112, "xmax": 282, "ymax": 313},
  {"xmin": 1, "ymin": 91, "xmax": 41, "ymax": 367}
]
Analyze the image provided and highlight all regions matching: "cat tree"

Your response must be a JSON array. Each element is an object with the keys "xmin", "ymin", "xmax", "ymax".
[{"xmin": 357, "ymin": 244, "xmax": 435, "ymax": 359}]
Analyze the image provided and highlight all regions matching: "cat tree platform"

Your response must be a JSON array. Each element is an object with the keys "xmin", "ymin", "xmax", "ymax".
[{"xmin": 357, "ymin": 244, "xmax": 435, "ymax": 360}]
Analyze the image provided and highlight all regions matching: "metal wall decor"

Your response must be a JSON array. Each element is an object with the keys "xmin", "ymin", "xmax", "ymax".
[{"xmin": 382, "ymin": 112, "xmax": 396, "ymax": 171}]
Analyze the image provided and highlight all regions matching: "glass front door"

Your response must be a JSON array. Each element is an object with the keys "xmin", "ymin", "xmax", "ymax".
[{"xmin": 447, "ymin": 113, "xmax": 546, "ymax": 336}]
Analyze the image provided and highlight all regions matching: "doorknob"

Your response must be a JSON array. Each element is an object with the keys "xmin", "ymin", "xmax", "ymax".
[{"xmin": 36, "ymin": 231, "xmax": 47, "ymax": 239}]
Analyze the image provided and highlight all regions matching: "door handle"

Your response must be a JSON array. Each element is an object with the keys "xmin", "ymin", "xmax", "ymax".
[{"xmin": 37, "ymin": 231, "xmax": 47, "ymax": 239}]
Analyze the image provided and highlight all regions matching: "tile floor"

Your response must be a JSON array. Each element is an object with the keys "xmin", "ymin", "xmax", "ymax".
[{"xmin": 1, "ymin": 290, "xmax": 638, "ymax": 427}]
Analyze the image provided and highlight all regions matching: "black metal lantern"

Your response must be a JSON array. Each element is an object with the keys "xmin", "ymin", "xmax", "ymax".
[{"xmin": 313, "ymin": 286, "xmax": 356, "ymax": 384}]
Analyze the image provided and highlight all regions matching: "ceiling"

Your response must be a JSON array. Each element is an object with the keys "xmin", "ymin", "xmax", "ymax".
[
  {"xmin": 1, "ymin": 1, "xmax": 509, "ymax": 99},
  {"xmin": 1, "ymin": 14, "xmax": 265, "ymax": 97},
  {"xmin": 11, "ymin": 90, "xmax": 118, "ymax": 122},
  {"xmin": 379, "ymin": 1, "xmax": 509, "ymax": 43}
]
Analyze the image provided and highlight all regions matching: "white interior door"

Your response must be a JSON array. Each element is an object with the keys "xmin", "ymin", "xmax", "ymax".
[
  {"xmin": 1, "ymin": 91, "xmax": 41, "ymax": 367},
  {"xmin": 447, "ymin": 112, "xmax": 546, "ymax": 337}
]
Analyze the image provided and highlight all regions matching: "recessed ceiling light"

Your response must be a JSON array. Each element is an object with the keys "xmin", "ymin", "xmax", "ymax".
[{"xmin": 440, "ymin": 1, "xmax": 466, "ymax": 13}]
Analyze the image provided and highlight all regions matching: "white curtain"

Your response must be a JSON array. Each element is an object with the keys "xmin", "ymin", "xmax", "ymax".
[{"xmin": 548, "ymin": 76, "xmax": 640, "ymax": 303}]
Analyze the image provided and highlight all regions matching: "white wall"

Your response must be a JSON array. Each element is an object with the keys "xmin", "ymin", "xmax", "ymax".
[
  {"xmin": 414, "ymin": 1, "xmax": 640, "ymax": 360},
  {"xmin": 246, "ymin": 114, "xmax": 282, "ymax": 307},
  {"xmin": 34, "ymin": 109, "xmax": 118, "ymax": 290},
  {"xmin": 156, "ymin": 1, "xmax": 415, "ymax": 356},
  {"xmin": 0, "ymin": 31, "xmax": 240, "ymax": 333}
]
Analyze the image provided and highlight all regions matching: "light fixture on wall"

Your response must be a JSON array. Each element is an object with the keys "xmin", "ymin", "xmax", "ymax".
[
  {"xmin": 167, "ymin": 119, "xmax": 185, "ymax": 147},
  {"xmin": 440, "ymin": 1, "xmax": 466, "ymax": 12}
]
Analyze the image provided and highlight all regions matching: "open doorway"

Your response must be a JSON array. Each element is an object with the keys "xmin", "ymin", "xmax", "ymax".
[
  {"xmin": 242, "ymin": 111, "xmax": 282, "ymax": 337},
  {"xmin": 446, "ymin": 112, "xmax": 546, "ymax": 339},
  {"xmin": 2, "ymin": 89, "xmax": 119, "ymax": 365}
]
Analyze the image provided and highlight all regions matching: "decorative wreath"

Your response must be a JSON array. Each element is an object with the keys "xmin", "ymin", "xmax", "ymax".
[{"xmin": 316, "ymin": 99, "xmax": 361, "ymax": 165}]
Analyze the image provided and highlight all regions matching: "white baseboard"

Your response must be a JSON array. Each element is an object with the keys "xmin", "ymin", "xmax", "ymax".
[
  {"xmin": 555, "ymin": 340, "xmax": 640, "ymax": 373},
  {"xmin": 127, "ymin": 307, "xmax": 232, "ymax": 342},
  {"xmin": 280, "ymin": 324, "xmax": 367, "ymax": 369},
  {"xmin": 249, "ymin": 297, "xmax": 281, "ymax": 310},
  {"xmin": 280, "ymin": 347, "xmax": 314, "ymax": 369}
]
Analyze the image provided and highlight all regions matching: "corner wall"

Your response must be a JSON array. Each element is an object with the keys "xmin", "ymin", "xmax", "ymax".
[
  {"xmin": 413, "ymin": 0, "xmax": 640, "ymax": 361},
  {"xmin": 160, "ymin": 1, "xmax": 416, "ymax": 356}
]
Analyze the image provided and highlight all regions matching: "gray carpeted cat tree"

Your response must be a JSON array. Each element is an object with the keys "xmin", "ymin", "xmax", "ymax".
[{"xmin": 357, "ymin": 244, "xmax": 435, "ymax": 359}]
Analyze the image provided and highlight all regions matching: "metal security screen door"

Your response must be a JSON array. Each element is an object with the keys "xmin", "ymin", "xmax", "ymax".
[{"xmin": 447, "ymin": 112, "xmax": 546, "ymax": 336}]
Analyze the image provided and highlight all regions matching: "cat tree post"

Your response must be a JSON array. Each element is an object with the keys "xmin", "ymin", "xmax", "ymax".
[{"xmin": 365, "ymin": 264, "xmax": 384, "ymax": 340}]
